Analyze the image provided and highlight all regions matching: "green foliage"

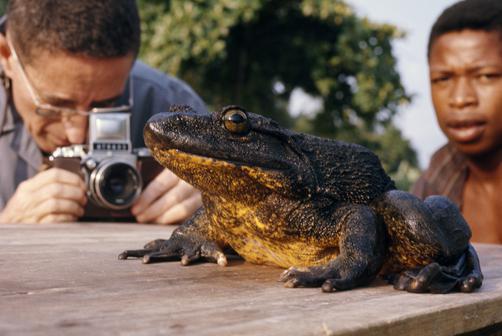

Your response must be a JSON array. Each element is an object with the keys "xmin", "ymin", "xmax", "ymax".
[
  {"xmin": 138, "ymin": 0, "xmax": 419, "ymax": 188},
  {"xmin": 0, "ymin": 0, "xmax": 6, "ymax": 15}
]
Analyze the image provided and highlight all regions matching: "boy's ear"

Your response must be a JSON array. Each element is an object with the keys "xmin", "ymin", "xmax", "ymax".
[{"xmin": 0, "ymin": 34, "xmax": 14, "ymax": 78}]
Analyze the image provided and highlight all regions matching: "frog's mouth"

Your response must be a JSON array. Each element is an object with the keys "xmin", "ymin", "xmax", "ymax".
[{"xmin": 149, "ymin": 147, "xmax": 289, "ymax": 195}]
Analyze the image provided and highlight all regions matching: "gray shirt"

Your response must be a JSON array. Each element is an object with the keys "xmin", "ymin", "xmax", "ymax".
[{"xmin": 0, "ymin": 60, "xmax": 208, "ymax": 210}]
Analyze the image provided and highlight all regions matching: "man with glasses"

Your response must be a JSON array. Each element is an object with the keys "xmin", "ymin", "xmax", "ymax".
[{"xmin": 0, "ymin": 0, "xmax": 207, "ymax": 224}]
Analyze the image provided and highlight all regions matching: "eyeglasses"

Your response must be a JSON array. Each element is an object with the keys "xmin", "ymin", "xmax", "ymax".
[{"xmin": 7, "ymin": 37, "xmax": 134, "ymax": 118}]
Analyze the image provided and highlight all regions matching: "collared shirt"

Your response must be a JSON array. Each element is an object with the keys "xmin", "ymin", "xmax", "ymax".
[
  {"xmin": 410, "ymin": 143, "xmax": 468, "ymax": 209},
  {"xmin": 0, "ymin": 60, "xmax": 208, "ymax": 210}
]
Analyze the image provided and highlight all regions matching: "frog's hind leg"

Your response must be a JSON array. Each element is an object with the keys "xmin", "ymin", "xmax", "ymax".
[
  {"xmin": 374, "ymin": 191, "xmax": 483, "ymax": 293},
  {"xmin": 392, "ymin": 245, "xmax": 482, "ymax": 293}
]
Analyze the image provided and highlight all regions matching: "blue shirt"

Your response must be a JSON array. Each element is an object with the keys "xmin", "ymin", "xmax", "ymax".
[{"xmin": 0, "ymin": 60, "xmax": 208, "ymax": 210}]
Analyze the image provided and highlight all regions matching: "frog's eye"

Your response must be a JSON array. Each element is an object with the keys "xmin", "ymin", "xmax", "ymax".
[{"xmin": 221, "ymin": 107, "xmax": 251, "ymax": 135}]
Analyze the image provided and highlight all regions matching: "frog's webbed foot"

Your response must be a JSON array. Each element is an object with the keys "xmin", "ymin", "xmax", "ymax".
[
  {"xmin": 391, "ymin": 245, "xmax": 483, "ymax": 294},
  {"xmin": 279, "ymin": 266, "xmax": 325, "ymax": 288},
  {"xmin": 117, "ymin": 239, "xmax": 168, "ymax": 260},
  {"xmin": 118, "ymin": 231, "xmax": 228, "ymax": 267},
  {"xmin": 278, "ymin": 265, "xmax": 360, "ymax": 292}
]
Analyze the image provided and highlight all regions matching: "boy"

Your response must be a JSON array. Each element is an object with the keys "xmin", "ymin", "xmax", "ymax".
[{"xmin": 412, "ymin": 0, "xmax": 502, "ymax": 243}]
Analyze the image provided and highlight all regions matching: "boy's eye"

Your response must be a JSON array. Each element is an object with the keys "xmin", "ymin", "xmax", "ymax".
[
  {"xmin": 431, "ymin": 76, "xmax": 451, "ymax": 84},
  {"xmin": 477, "ymin": 73, "xmax": 502, "ymax": 82}
]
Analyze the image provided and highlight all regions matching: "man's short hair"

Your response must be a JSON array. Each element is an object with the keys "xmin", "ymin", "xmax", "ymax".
[
  {"xmin": 6, "ymin": 0, "xmax": 140, "ymax": 63},
  {"xmin": 428, "ymin": 0, "xmax": 502, "ymax": 57}
]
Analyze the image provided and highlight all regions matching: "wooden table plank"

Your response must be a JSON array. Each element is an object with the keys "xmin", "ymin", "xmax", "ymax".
[{"xmin": 1, "ymin": 223, "xmax": 501, "ymax": 336}]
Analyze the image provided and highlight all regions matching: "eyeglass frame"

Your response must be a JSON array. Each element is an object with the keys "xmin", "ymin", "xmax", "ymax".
[{"xmin": 6, "ymin": 36, "xmax": 134, "ymax": 118}]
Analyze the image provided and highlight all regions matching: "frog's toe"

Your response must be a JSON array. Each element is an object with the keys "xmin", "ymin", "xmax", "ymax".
[
  {"xmin": 199, "ymin": 241, "xmax": 228, "ymax": 266},
  {"xmin": 142, "ymin": 250, "xmax": 181, "ymax": 264},
  {"xmin": 177, "ymin": 241, "xmax": 228, "ymax": 266},
  {"xmin": 180, "ymin": 253, "xmax": 199, "ymax": 266},
  {"xmin": 118, "ymin": 238, "xmax": 172, "ymax": 260},
  {"xmin": 283, "ymin": 278, "xmax": 301, "ymax": 288},
  {"xmin": 120, "ymin": 237, "xmax": 183, "ymax": 263},
  {"xmin": 278, "ymin": 266, "xmax": 301, "ymax": 282},
  {"xmin": 458, "ymin": 245, "xmax": 483, "ymax": 293},
  {"xmin": 278, "ymin": 266, "xmax": 326, "ymax": 287},
  {"xmin": 321, "ymin": 278, "xmax": 357, "ymax": 292},
  {"xmin": 428, "ymin": 246, "xmax": 483, "ymax": 293},
  {"xmin": 279, "ymin": 265, "xmax": 364, "ymax": 291},
  {"xmin": 459, "ymin": 273, "xmax": 483, "ymax": 293},
  {"xmin": 118, "ymin": 248, "xmax": 154, "ymax": 260},
  {"xmin": 144, "ymin": 239, "xmax": 168, "ymax": 250},
  {"xmin": 392, "ymin": 263, "xmax": 456, "ymax": 293},
  {"xmin": 394, "ymin": 263, "xmax": 478, "ymax": 294},
  {"xmin": 406, "ymin": 263, "xmax": 443, "ymax": 293},
  {"xmin": 283, "ymin": 275, "xmax": 325, "ymax": 288},
  {"xmin": 278, "ymin": 267, "xmax": 301, "ymax": 283},
  {"xmin": 392, "ymin": 272, "xmax": 413, "ymax": 291}
]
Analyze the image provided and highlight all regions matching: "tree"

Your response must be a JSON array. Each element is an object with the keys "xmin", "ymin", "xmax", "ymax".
[
  {"xmin": 0, "ymin": 0, "xmax": 420, "ymax": 189},
  {"xmin": 0, "ymin": 0, "xmax": 6, "ymax": 15},
  {"xmin": 138, "ymin": 0, "xmax": 419, "ymax": 189}
]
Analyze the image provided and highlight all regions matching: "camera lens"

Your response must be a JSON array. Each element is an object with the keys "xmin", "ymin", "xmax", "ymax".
[{"xmin": 91, "ymin": 161, "xmax": 142, "ymax": 209}]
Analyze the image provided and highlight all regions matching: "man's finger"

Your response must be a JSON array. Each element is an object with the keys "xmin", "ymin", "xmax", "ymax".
[
  {"xmin": 33, "ymin": 198, "xmax": 85, "ymax": 221},
  {"xmin": 20, "ymin": 168, "xmax": 85, "ymax": 192},
  {"xmin": 39, "ymin": 213, "xmax": 79, "ymax": 224},
  {"xmin": 135, "ymin": 181, "xmax": 197, "ymax": 223},
  {"xmin": 131, "ymin": 169, "xmax": 179, "ymax": 215},
  {"xmin": 44, "ymin": 183, "xmax": 87, "ymax": 205},
  {"xmin": 153, "ymin": 193, "xmax": 202, "ymax": 225}
]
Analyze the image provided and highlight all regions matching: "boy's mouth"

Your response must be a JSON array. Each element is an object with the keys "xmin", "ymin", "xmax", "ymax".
[{"xmin": 445, "ymin": 119, "xmax": 486, "ymax": 143}]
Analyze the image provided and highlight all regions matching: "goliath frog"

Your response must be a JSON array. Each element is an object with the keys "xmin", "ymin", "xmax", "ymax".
[{"xmin": 120, "ymin": 106, "xmax": 483, "ymax": 293}]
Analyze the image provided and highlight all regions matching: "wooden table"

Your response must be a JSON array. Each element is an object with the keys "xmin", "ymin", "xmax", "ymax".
[{"xmin": 1, "ymin": 223, "xmax": 501, "ymax": 336}]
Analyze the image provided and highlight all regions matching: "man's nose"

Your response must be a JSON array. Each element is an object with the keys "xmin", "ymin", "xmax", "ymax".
[
  {"xmin": 62, "ymin": 114, "xmax": 88, "ymax": 144},
  {"xmin": 449, "ymin": 76, "xmax": 477, "ymax": 109}
]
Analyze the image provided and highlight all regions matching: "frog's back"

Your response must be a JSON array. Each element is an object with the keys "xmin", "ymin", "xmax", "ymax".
[{"xmin": 295, "ymin": 133, "xmax": 395, "ymax": 205}]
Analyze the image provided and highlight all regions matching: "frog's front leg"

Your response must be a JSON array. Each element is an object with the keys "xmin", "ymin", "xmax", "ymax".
[
  {"xmin": 118, "ymin": 209, "xmax": 228, "ymax": 266},
  {"xmin": 279, "ymin": 205, "xmax": 386, "ymax": 292},
  {"xmin": 374, "ymin": 190, "xmax": 483, "ymax": 293}
]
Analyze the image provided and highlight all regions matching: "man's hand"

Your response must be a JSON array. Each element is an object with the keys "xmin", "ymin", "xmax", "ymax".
[
  {"xmin": 131, "ymin": 169, "xmax": 202, "ymax": 225},
  {"xmin": 0, "ymin": 168, "xmax": 87, "ymax": 224}
]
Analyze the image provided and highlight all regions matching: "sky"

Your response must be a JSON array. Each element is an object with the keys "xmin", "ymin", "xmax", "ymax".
[{"xmin": 348, "ymin": 0, "xmax": 459, "ymax": 168}]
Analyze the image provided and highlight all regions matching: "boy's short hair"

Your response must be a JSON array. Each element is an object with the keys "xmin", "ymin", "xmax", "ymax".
[
  {"xmin": 5, "ymin": 0, "xmax": 140, "ymax": 63},
  {"xmin": 428, "ymin": 0, "xmax": 502, "ymax": 57}
]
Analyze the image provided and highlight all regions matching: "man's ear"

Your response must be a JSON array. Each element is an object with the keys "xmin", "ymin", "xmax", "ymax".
[{"xmin": 0, "ymin": 34, "xmax": 14, "ymax": 78}]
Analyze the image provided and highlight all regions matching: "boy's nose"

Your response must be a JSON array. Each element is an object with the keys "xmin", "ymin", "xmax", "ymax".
[{"xmin": 449, "ymin": 77, "xmax": 477, "ymax": 109}]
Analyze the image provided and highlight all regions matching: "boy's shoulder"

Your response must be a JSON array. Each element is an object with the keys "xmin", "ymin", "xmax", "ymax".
[{"xmin": 411, "ymin": 143, "xmax": 467, "ymax": 207}]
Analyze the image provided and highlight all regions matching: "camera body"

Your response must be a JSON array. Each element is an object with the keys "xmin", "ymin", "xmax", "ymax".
[{"xmin": 49, "ymin": 112, "xmax": 162, "ymax": 220}]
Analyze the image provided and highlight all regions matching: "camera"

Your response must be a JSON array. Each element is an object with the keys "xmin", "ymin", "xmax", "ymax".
[{"xmin": 49, "ymin": 112, "xmax": 162, "ymax": 220}]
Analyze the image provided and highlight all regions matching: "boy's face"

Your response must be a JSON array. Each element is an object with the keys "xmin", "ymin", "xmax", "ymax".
[{"xmin": 429, "ymin": 29, "xmax": 502, "ymax": 157}]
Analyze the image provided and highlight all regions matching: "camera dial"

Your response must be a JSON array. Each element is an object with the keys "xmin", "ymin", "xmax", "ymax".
[{"xmin": 84, "ymin": 158, "xmax": 97, "ymax": 170}]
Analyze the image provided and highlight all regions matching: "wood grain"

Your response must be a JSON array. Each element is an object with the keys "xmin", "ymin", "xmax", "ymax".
[{"xmin": 0, "ymin": 223, "xmax": 501, "ymax": 336}]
